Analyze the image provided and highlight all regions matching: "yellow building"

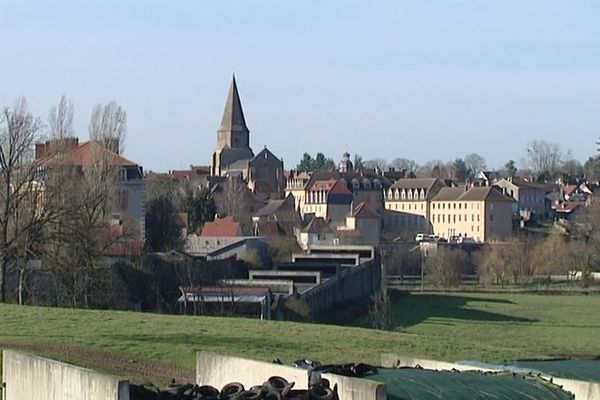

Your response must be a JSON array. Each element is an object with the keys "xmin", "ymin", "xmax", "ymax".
[
  {"xmin": 384, "ymin": 178, "xmax": 444, "ymax": 233},
  {"xmin": 430, "ymin": 186, "xmax": 514, "ymax": 242}
]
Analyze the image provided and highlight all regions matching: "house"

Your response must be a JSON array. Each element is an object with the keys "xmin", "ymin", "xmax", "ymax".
[
  {"xmin": 299, "ymin": 153, "xmax": 390, "ymax": 220},
  {"xmin": 168, "ymin": 165, "xmax": 211, "ymax": 190},
  {"xmin": 430, "ymin": 186, "xmax": 514, "ymax": 242},
  {"xmin": 210, "ymin": 75, "xmax": 285, "ymax": 199},
  {"xmin": 473, "ymin": 170, "xmax": 502, "ymax": 186},
  {"xmin": 554, "ymin": 202, "xmax": 584, "ymax": 222},
  {"xmin": 494, "ymin": 177, "xmax": 550, "ymax": 220},
  {"xmin": 303, "ymin": 178, "xmax": 354, "ymax": 226},
  {"xmin": 298, "ymin": 217, "xmax": 336, "ymax": 250},
  {"xmin": 201, "ymin": 216, "xmax": 243, "ymax": 237},
  {"xmin": 339, "ymin": 202, "xmax": 381, "ymax": 246},
  {"xmin": 252, "ymin": 195, "xmax": 300, "ymax": 236},
  {"xmin": 35, "ymin": 137, "xmax": 146, "ymax": 240},
  {"xmin": 383, "ymin": 178, "xmax": 445, "ymax": 234}
]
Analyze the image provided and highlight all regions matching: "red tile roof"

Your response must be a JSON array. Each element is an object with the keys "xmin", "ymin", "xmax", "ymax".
[
  {"xmin": 201, "ymin": 216, "xmax": 243, "ymax": 237},
  {"xmin": 307, "ymin": 179, "xmax": 338, "ymax": 191},
  {"xmin": 41, "ymin": 141, "xmax": 138, "ymax": 168},
  {"xmin": 328, "ymin": 180, "xmax": 352, "ymax": 195}
]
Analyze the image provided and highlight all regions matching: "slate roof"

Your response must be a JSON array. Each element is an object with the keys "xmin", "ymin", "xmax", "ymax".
[
  {"xmin": 302, "ymin": 217, "xmax": 335, "ymax": 234},
  {"xmin": 218, "ymin": 74, "xmax": 249, "ymax": 135},
  {"xmin": 352, "ymin": 202, "xmax": 380, "ymax": 219},
  {"xmin": 390, "ymin": 178, "xmax": 440, "ymax": 190},
  {"xmin": 432, "ymin": 186, "xmax": 514, "ymax": 202}
]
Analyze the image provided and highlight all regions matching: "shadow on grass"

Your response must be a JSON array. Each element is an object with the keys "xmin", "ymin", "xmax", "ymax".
[{"xmin": 389, "ymin": 293, "xmax": 536, "ymax": 329}]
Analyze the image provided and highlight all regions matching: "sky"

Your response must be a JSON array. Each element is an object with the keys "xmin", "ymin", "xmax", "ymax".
[{"xmin": 1, "ymin": 0, "xmax": 599, "ymax": 172}]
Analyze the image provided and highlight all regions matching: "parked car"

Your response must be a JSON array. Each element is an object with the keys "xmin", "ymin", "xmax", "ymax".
[
  {"xmin": 415, "ymin": 233, "xmax": 426, "ymax": 242},
  {"xmin": 457, "ymin": 236, "xmax": 476, "ymax": 244}
]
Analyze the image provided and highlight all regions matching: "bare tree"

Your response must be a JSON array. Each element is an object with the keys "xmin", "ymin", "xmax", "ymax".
[
  {"xmin": 0, "ymin": 98, "xmax": 44, "ymax": 302},
  {"xmin": 463, "ymin": 153, "xmax": 487, "ymax": 177},
  {"xmin": 48, "ymin": 95, "xmax": 74, "ymax": 139},
  {"xmin": 478, "ymin": 238, "xmax": 533, "ymax": 286},
  {"xmin": 389, "ymin": 158, "xmax": 419, "ymax": 173},
  {"xmin": 524, "ymin": 140, "xmax": 569, "ymax": 178},
  {"xmin": 417, "ymin": 159, "xmax": 453, "ymax": 180},
  {"xmin": 89, "ymin": 101, "xmax": 127, "ymax": 153},
  {"xmin": 363, "ymin": 158, "xmax": 388, "ymax": 170},
  {"xmin": 425, "ymin": 247, "xmax": 467, "ymax": 288},
  {"xmin": 218, "ymin": 176, "xmax": 249, "ymax": 220}
]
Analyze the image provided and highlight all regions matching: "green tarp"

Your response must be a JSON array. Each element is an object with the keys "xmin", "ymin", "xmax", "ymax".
[{"xmin": 367, "ymin": 368, "xmax": 573, "ymax": 400}]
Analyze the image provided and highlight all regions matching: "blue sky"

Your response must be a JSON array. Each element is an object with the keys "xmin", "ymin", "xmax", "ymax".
[{"xmin": 1, "ymin": 0, "xmax": 599, "ymax": 171}]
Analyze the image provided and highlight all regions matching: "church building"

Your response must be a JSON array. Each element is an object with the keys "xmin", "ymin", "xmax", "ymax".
[{"xmin": 211, "ymin": 76, "xmax": 285, "ymax": 199}]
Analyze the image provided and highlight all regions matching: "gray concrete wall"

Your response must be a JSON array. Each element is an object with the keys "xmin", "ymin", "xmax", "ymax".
[
  {"xmin": 2, "ymin": 350, "xmax": 129, "ymax": 400},
  {"xmin": 300, "ymin": 258, "xmax": 382, "ymax": 317},
  {"xmin": 196, "ymin": 352, "xmax": 386, "ymax": 400}
]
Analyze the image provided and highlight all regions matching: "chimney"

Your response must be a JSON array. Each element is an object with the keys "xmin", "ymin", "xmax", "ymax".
[{"xmin": 35, "ymin": 143, "xmax": 47, "ymax": 160}]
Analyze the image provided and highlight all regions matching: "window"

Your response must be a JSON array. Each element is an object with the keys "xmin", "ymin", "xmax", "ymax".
[{"xmin": 117, "ymin": 189, "xmax": 129, "ymax": 209}]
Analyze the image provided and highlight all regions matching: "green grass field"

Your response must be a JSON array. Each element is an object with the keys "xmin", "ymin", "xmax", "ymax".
[{"xmin": 1, "ymin": 292, "xmax": 599, "ymax": 384}]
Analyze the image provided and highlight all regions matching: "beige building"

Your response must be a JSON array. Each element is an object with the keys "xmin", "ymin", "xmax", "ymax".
[
  {"xmin": 430, "ymin": 186, "xmax": 514, "ymax": 242},
  {"xmin": 285, "ymin": 171, "xmax": 311, "ymax": 211},
  {"xmin": 384, "ymin": 178, "xmax": 445, "ymax": 233}
]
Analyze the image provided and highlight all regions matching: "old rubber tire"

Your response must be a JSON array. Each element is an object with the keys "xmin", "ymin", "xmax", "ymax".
[
  {"xmin": 309, "ymin": 385, "xmax": 333, "ymax": 400},
  {"xmin": 220, "ymin": 382, "xmax": 245, "ymax": 399}
]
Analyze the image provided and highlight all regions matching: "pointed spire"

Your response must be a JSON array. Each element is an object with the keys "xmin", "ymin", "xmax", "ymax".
[{"xmin": 219, "ymin": 74, "xmax": 249, "ymax": 136}]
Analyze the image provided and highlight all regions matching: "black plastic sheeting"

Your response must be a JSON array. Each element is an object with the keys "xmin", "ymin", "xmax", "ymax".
[
  {"xmin": 368, "ymin": 368, "xmax": 574, "ymax": 400},
  {"xmin": 129, "ymin": 375, "xmax": 339, "ymax": 400}
]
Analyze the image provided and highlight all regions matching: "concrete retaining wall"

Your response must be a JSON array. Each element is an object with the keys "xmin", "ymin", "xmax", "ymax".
[
  {"xmin": 300, "ymin": 258, "xmax": 381, "ymax": 317},
  {"xmin": 196, "ymin": 352, "xmax": 386, "ymax": 400},
  {"xmin": 2, "ymin": 350, "xmax": 129, "ymax": 400}
]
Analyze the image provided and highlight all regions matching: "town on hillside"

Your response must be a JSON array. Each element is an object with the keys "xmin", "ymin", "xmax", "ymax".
[{"xmin": 0, "ymin": 76, "xmax": 599, "ymax": 322}]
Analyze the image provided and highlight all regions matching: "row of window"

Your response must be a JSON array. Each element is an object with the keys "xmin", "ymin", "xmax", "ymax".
[
  {"xmin": 432, "ymin": 213, "xmax": 480, "ymax": 224},
  {"xmin": 432, "ymin": 202, "xmax": 480, "ymax": 210},
  {"xmin": 388, "ymin": 213, "xmax": 426, "ymax": 228},
  {"xmin": 386, "ymin": 188, "xmax": 427, "ymax": 201},
  {"xmin": 386, "ymin": 202, "xmax": 425, "ymax": 211}
]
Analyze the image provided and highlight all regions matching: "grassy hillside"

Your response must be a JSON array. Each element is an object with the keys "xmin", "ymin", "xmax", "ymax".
[{"xmin": 1, "ymin": 292, "xmax": 599, "ymax": 383}]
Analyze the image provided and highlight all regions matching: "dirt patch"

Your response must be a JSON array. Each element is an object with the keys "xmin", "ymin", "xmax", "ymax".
[{"xmin": 0, "ymin": 341, "xmax": 194, "ymax": 384}]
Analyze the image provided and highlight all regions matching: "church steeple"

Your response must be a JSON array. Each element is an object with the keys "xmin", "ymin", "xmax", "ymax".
[{"xmin": 217, "ymin": 74, "xmax": 250, "ymax": 150}]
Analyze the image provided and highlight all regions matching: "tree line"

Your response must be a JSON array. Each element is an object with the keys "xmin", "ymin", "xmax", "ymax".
[{"xmin": 296, "ymin": 140, "xmax": 600, "ymax": 182}]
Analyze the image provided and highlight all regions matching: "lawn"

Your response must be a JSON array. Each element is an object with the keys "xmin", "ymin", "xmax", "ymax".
[{"xmin": 1, "ymin": 292, "xmax": 599, "ymax": 384}]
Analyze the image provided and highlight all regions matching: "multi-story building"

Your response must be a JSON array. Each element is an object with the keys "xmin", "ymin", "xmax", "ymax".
[
  {"xmin": 430, "ymin": 186, "xmax": 513, "ymax": 242},
  {"xmin": 284, "ymin": 171, "xmax": 311, "ymax": 211},
  {"xmin": 35, "ymin": 137, "xmax": 146, "ymax": 240},
  {"xmin": 494, "ymin": 177, "xmax": 549, "ymax": 219},
  {"xmin": 384, "ymin": 178, "xmax": 445, "ymax": 233}
]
